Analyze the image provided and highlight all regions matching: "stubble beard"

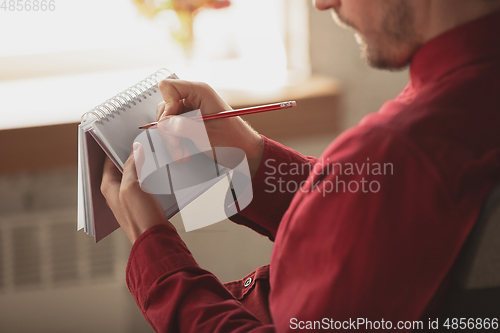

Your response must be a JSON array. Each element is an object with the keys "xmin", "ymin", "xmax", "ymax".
[{"xmin": 333, "ymin": 1, "xmax": 421, "ymax": 71}]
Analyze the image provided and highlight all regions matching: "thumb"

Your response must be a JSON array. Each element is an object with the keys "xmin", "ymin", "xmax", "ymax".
[
  {"xmin": 133, "ymin": 142, "xmax": 145, "ymax": 183},
  {"xmin": 158, "ymin": 79, "xmax": 196, "ymax": 117}
]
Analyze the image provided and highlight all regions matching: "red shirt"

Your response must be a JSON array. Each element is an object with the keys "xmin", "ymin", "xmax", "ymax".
[{"xmin": 126, "ymin": 11, "xmax": 500, "ymax": 332}]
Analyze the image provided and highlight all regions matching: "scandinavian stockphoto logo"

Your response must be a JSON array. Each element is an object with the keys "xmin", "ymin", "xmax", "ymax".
[{"xmin": 133, "ymin": 109, "xmax": 253, "ymax": 232}]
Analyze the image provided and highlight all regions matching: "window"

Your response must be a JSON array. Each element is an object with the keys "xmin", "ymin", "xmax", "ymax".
[{"xmin": 0, "ymin": 0, "xmax": 309, "ymax": 129}]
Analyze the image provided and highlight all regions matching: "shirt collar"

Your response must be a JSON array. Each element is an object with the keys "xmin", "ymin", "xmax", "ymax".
[{"xmin": 410, "ymin": 9, "xmax": 500, "ymax": 90}]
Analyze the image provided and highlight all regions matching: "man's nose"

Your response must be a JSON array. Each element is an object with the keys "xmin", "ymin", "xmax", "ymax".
[{"xmin": 313, "ymin": 0, "xmax": 341, "ymax": 11}]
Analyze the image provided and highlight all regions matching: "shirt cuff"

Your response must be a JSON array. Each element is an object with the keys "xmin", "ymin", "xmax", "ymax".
[
  {"xmin": 229, "ymin": 135, "xmax": 315, "ymax": 240},
  {"xmin": 126, "ymin": 224, "xmax": 198, "ymax": 310}
]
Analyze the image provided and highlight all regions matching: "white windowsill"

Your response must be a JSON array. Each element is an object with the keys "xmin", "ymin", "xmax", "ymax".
[{"xmin": 0, "ymin": 64, "xmax": 316, "ymax": 131}]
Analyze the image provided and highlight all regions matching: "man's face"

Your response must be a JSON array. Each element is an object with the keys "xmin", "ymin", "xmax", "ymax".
[{"xmin": 314, "ymin": 0, "xmax": 424, "ymax": 70}]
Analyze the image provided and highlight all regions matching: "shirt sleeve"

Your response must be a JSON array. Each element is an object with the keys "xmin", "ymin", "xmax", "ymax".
[
  {"xmin": 126, "ymin": 224, "xmax": 275, "ymax": 333},
  {"xmin": 269, "ymin": 125, "xmax": 475, "ymax": 330},
  {"xmin": 228, "ymin": 135, "xmax": 318, "ymax": 241}
]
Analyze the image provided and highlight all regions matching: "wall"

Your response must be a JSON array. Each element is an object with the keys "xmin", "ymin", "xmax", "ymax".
[
  {"xmin": 308, "ymin": 3, "xmax": 410, "ymax": 130},
  {"xmin": 0, "ymin": 168, "xmax": 136, "ymax": 333}
]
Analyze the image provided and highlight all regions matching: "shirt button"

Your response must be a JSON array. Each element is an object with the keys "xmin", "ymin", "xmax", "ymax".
[{"xmin": 244, "ymin": 277, "xmax": 252, "ymax": 287}]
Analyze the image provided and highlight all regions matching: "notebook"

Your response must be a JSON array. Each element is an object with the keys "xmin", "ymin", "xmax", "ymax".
[{"xmin": 77, "ymin": 68, "xmax": 231, "ymax": 242}]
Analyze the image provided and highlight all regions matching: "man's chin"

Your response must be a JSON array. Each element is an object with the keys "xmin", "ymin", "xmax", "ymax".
[
  {"xmin": 360, "ymin": 41, "xmax": 412, "ymax": 71},
  {"xmin": 336, "ymin": 12, "xmax": 416, "ymax": 71},
  {"xmin": 365, "ymin": 54, "xmax": 411, "ymax": 71}
]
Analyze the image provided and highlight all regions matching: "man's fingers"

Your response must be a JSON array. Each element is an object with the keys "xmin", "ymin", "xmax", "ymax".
[
  {"xmin": 121, "ymin": 149, "xmax": 140, "ymax": 195},
  {"xmin": 157, "ymin": 117, "xmax": 184, "ymax": 161},
  {"xmin": 159, "ymin": 131, "xmax": 184, "ymax": 162},
  {"xmin": 159, "ymin": 116, "xmax": 208, "ymax": 144},
  {"xmin": 179, "ymin": 138, "xmax": 192, "ymax": 163},
  {"xmin": 156, "ymin": 101, "xmax": 166, "ymax": 120},
  {"xmin": 101, "ymin": 157, "xmax": 122, "ymax": 206},
  {"xmin": 158, "ymin": 116, "xmax": 212, "ymax": 160},
  {"xmin": 102, "ymin": 145, "xmax": 175, "ymax": 244},
  {"xmin": 121, "ymin": 146, "xmax": 169, "ymax": 227},
  {"xmin": 133, "ymin": 142, "xmax": 146, "ymax": 181},
  {"xmin": 158, "ymin": 79, "xmax": 198, "ymax": 117},
  {"xmin": 102, "ymin": 157, "xmax": 122, "ymax": 184},
  {"xmin": 158, "ymin": 79, "xmax": 230, "ymax": 118}
]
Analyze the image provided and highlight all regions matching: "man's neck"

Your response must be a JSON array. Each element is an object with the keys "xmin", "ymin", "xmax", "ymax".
[{"xmin": 420, "ymin": 0, "xmax": 500, "ymax": 43}]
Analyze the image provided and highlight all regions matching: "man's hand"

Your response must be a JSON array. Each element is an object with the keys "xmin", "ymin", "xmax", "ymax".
[
  {"xmin": 156, "ymin": 79, "xmax": 264, "ymax": 177},
  {"xmin": 101, "ymin": 143, "xmax": 175, "ymax": 244}
]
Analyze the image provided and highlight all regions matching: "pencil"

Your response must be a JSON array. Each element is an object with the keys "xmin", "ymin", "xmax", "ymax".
[{"xmin": 139, "ymin": 101, "xmax": 297, "ymax": 130}]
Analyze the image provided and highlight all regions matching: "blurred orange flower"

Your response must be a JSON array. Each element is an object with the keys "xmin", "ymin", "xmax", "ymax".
[
  {"xmin": 133, "ymin": 0, "xmax": 230, "ymax": 17},
  {"xmin": 132, "ymin": 0, "xmax": 231, "ymax": 54}
]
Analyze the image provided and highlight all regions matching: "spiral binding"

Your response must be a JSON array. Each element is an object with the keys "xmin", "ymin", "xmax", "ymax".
[{"xmin": 81, "ymin": 68, "xmax": 172, "ymax": 123}]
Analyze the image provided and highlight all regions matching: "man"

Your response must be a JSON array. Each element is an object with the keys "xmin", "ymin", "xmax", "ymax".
[{"xmin": 101, "ymin": 0, "xmax": 500, "ymax": 331}]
